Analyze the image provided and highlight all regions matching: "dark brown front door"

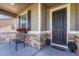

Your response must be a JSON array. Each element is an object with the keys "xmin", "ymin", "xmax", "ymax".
[{"xmin": 52, "ymin": 8, "xmax": 67, "ymax": 46}]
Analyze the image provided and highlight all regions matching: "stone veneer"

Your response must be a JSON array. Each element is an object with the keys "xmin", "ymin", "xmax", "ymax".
[
  {"xmin": 40, "ymin": 32, "xmax": 51, "ymax": 48},
  {"xmin": 68, "ymin": 33, "xmax": 79, "ymax": 43},
  {"xmin": 25, "ymin": 33, "xmax": 40, "ymax": 49},
  {"xmin": 25, "ymin": 31, "xmax": 79, "ymax": 55},
  {"xmin": 25, "ymin": 31, "xmax": 51, "ymax": 49}
]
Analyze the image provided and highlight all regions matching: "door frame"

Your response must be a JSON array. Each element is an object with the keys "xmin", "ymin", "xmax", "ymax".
[{"xmin": 50, "ymin": 4, "xmax": 70, "ymax": 48}]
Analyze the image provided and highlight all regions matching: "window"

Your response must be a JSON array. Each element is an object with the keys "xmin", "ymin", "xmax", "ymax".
[
  {"xmin": 18, "ymin": 10, "xmax": 31, "ymax": 31},
  {"xmin": 18, "ymin": 14, "xmax": 27, "ymax": 29},
  {"xmin": 21, "ymin": 14, "xmax": 27, "ymax": 28}
]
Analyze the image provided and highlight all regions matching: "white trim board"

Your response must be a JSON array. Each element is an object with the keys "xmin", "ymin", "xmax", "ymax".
[
  {"xmin": 19, "ymin": 10, "xmax": 28, "ymax": 16},
  {"xmin": 51, "ymin": 43, "xmax": 68, "ymax": 49},
  {"xmin": 28, "ymin": 31, "xmax": 51, "ymax": 34},
  {"xmin": 38, "ymin": 3, "xmax": 41, "ymax": 32},
  {"xmin": 50, "ymin": 4, "xmax": 70, "ymax": 48},
  {"xmin": 69, "ymin": 31, "xmax": 79, "ymax": 34},
  {"xmin": 28, "ymin": 31, "xmax": 40, "ymax": 34}
]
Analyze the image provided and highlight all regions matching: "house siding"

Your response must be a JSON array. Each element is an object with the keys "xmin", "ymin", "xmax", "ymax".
[
  {"xmin": 68, "ymin": 4, "xmax": 79, "ymax": 31},
  {"xmin": 20, "ymin": 4, "xmax": 39, "ymax": 31},
  {"xmin": 75, "ymin": 4, "xmax": 79, "ymax": 31},
  {"xmin": 41, "ymin": 4, "xmax": 47, "ymax": 31},
  {"xmin": 45, "ymin": 3, "xmax": 79, "ymax": 31},
  {"xmin": 70, "ymin": 4, "xmax": 77, "ymax": 31}
]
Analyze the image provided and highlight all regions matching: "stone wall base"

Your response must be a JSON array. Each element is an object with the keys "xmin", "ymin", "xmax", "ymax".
[
  {"xmin": 25, "ymin": 31, "xmax": 51, "ymax": 49},
  {"xmin": 25, "ymin": 31, "xmax": 79, "ymax": 55}
]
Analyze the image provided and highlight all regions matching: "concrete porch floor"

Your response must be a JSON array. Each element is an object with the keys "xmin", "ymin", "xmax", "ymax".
[{"xmin": 0, "ymin": 41, "xmax": 77, "ymax": 56}]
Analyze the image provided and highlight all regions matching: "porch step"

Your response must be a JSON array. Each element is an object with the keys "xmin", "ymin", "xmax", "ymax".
[{"xmin": 51, "ymin": 45, "xmax": 67, "ymax": 51}]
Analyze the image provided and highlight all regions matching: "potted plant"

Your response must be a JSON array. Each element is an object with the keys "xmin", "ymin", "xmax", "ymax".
[
  {"xmin": 68, "ymin": 41, "xmax": 77, "ymax": 52},
  {"xmin": 45, "ymin": 33, "xmax": 51, "ymax": 46}
]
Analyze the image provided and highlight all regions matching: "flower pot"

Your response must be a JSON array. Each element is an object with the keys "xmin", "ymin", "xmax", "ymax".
[
  {"xmin": 45, "ymin": 38, "xmax": 51, "ymax": 46},
  {"xmin": 68, "ymin": 41, "xmax": 77, "ymax": 53}
]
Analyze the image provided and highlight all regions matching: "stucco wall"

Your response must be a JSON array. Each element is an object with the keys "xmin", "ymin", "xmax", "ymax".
[
  {"xmin": 20, "ymin": 4, "xmax": 39, "ymax": 31},
  {"xmin": 0, "ymin": 26, "xmax": 16, "ymax": 32},
  {"xmin": 0, "ymin": 19, "xmax": 16, "ymax": 27},
  {"xmin": 0, "ymin": 19, "xmax": 16, "ymax": 32}
]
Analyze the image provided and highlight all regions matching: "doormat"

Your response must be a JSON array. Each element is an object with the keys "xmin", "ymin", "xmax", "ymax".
[{"xmin": 51, "ymin": 45, "xmax": 66, "ymax": 51}]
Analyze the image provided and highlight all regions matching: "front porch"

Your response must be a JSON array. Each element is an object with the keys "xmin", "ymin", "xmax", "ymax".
[
  {"xmin": 0, "ymin": 3, "xmax": 79, "ymax": 56},
  {"xmin": 0, "ymin": 41, "xmax": 76, "ymax": 56}
]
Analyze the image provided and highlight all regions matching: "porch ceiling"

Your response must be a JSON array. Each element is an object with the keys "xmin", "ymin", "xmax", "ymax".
[
  {"xmin": 0, "ymin": 3, "xmax": 33, "ymax": 14},
  {"xmin": 43, "ymin": 3, "xmax": 66, "ymax": 9}
]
